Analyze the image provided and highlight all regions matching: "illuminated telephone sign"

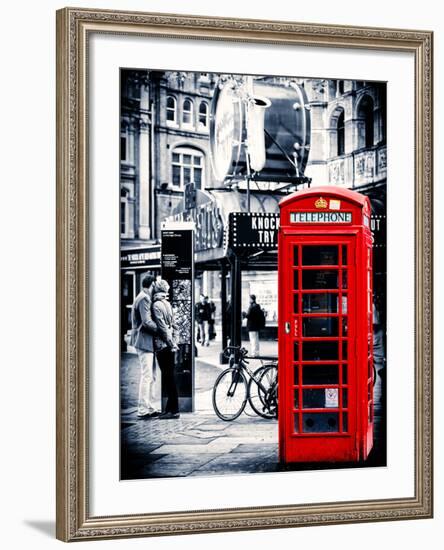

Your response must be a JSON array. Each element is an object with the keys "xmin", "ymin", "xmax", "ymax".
[{"xmin": 278, "ymin": 187, "xmax": 374, "ymax": 463}]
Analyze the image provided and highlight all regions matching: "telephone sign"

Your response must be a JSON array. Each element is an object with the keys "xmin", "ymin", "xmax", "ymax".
[{"xmin": 290, "ymin": 211, "xmax": 352, "ymax": 223}]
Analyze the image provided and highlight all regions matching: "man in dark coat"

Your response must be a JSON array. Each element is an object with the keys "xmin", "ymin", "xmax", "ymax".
[
  {"xmin": 195, "ymin": 294, "xmax": 212, "ymax": 346},
  {"xmin": 244, "ymin": 294, "xmax": 265, "ymax": 357},
  {"xmin": 130, "ymin": 273, "xmax": 160, "ymax": 418}
]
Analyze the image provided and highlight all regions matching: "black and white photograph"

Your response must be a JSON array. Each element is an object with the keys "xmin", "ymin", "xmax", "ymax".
[{"xmin": 119, "ymin": 69, "xmax": 387, "ymax": 480}]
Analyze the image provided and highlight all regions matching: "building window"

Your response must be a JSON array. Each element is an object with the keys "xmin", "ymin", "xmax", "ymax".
[
  {"xmin": 166, "ymin": 96, "xmax": 177, "ymax": 124},
  {"xmin": 357, "ymin": 95, "xmax": 374, "ymax": 149},
  {"xmin": 120, "ymin": 136, "xmax": 127, "ymax": 161},
  {"xmin": 337, "ymin": 110, "xmax": 345, "ymax": 156},
  {"xmin": 337, "ymin": 80, "xmax": 344, "ymax": 96},
  {"xmin": 380, "ymin": 91, "xmax": 387, "ymax": 144},
  {"xmin": 172, "ymin": 148, "xmax": 204, "ymax": 189},
  {"xmin": 182, "ymin": 98, "xmax": 194, "ymax": 126},
  {"xmin": 198, "ymin": 102, "xmax": 209, "ymax": 128},
  {"xmin": 121, "ymin": 188, "xmax": 130, "ymax": 236}
]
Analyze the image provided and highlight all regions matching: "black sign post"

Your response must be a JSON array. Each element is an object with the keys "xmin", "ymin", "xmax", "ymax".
[{"xmin": 160, "ymin": 222, "xmax": 195, "ymax": 413}]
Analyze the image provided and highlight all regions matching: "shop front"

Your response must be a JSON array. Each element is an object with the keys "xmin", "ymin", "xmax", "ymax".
[{"xmin": 120, "ymin": 244, "xmax": 161, "ymax": 348}]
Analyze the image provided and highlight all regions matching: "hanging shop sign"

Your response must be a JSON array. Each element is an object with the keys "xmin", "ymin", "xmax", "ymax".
[
  {"xmin": 209, "ymin": 78, "xmax": 311, "ymax": 184},
  {"xmin": 228, "ymin": 212, "xmax": 280, "ymax": 250},
  {"xmin": 170, "ymin": 198, "xmax": 224, "ymax": 253}
]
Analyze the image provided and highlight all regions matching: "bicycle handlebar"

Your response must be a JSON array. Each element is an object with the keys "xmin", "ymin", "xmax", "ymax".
[{"xmin": 223, "ymin": 345, "xmax": 249, "ymax": 361}]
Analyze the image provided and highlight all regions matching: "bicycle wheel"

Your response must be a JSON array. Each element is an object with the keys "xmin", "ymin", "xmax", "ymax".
[
  {"xmin": 248, "ymin": 364, "xmax": 278, "ymax": 419},
  {"xmin": 212, "ymin": 367, "xmax": 248, "ymax": 421}
]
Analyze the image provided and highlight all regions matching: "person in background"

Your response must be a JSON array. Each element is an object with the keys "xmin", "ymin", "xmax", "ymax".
[
  {"xmin": 206, "ymin": 296, "xmax": 217, "ymax": 341},
  {"xmin": 151, "ymin": 278, "xmax": 180, "ymax": 419},
  {"xmin": 243, "ymin": 294, "xmax": 265, "ymax": 358},
  {"xmin": 195, "ymin": 294, "xmax": 211, "ymax": 346},
  {"xmin": 130, "ymin": 273, "xmax": 160, "ymax": 419}
]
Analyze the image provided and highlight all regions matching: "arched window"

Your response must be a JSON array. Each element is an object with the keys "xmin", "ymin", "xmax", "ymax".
[
  {"xmin": 198, "ymin": 102, "xmax": 209, "ymax": 128},
  {"xmin": 357, "ymin": 95, "xmax": 374, "ymax": 149},
  {"xmin": 171, "ymin": 147, "xmax": 204, "ymax": 189},
  {"xmin": 337, "ymin": 110, "xmax": 345, "ymax": 156},
  {"xmin": 182, "ymin": 98, "xmax": 194, "ymax": 126},
  {"xmin": 166, "ymin": 96, "xmax": 177, "ymax": 124}
]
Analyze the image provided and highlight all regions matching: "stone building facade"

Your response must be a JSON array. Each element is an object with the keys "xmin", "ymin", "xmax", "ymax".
[
  {"xmin": 304, "ymin": 78, "xmax": 386, "ymax": 192},
  {"xmin": 120, "ymin": 69, "xmax": 217, "ymax": 248}
]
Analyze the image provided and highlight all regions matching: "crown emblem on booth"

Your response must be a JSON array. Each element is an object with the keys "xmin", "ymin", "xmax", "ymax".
[{"xmin": 315, "ymin": 196, "xmax": 328, "ymax": 209}]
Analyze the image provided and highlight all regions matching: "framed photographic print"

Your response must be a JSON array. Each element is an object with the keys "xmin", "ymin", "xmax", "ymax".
[{"xmin": 56, "ymin": 7, "xmax": 433, "ymax": 542}]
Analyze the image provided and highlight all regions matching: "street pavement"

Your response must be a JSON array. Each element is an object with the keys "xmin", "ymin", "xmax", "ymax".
[{"xmin": 121, "ymin": 335, "xmax": 386, "ymax": 480}]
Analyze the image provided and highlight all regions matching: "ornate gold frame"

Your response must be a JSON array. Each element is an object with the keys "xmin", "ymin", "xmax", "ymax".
[{"xmin": 56, "ymin": 7, "xmax": 433, "ymax": 542}]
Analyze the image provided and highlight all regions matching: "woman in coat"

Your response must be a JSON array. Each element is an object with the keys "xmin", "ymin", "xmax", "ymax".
[{"xmin": 151, "ymin": 279, "xmax": 180, "ymax": 419}]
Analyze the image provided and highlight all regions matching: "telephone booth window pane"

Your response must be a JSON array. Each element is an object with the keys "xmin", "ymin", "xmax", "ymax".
[
  {"xmin": 293, "ymin": 365, "xmax": 299, "ymax": 384},
  {"xmin": 302, "ymin": 270, "xmax": 338, "ymax": 289},
  {"xmin": 302, "ymin": 413, "xmax": 339, "ymax": 433},
  {"xmin": 302, "ymin": 246, "xmax": 338, "ymax": 265},
  {"xmin": 293, "ymin": 294, "xmax": 299, "ymax": 313},
  {"xmin": 342, "ymin": 341, "xmax": 348, "ymax": 359},
  {"xmin": 303, "ymin": 341, "xmax": 338, "ymax": 360},
  {"xmin": 342, "ymin": 317, "xmax": 348, "ymax": 335},
  {"xmin": 294, "ymin": 415, "xmax": 300, "ymax": 433},
  {"xmin": 342, "ymin": 270, "xmax": 348, "ymax": 289},
  {"xmin": 294, "ymin": 391, "xmax": 299, "ymax": 408},
  {"xmin": 342, "ymin": 389, "xmax": 348, "ymax": 407},
  {"xmin": 303, "ymin": 317, "xmax": 339, "ymax": 337},
  {"xmin": 293, "ymin": 246, "xmax": 299, "ymax": 266},
  {"xmin": 342, "ymin": 364, "xmax": 348, "ymax": 384},
  {"xmin": 342, "ymin": 245, "xmax": 348, "ymax": 265},
  {"xmin": 302, "ymin": 293, "xmax": 338, "ymax": 313},
  {"xmin": 293, "ymin": 270, "xmax": 299, "ymax": 289},
  {"xmin": 342, "ymin": 412, "xmax": 348, "ymax": 432},
  {"xmin": 302, "ymin": 364, "xmax": 339, "ymax": 385},
  {"xmin": 294, "ymin": 342, "xmax": 299, "ymax": 361},
  {"xmin": 341, "ymin": 295, "xmax": 348, "ymax": 314},
  {"xmin": 302, "ymin": 389, "xmax": 339, "ymax": 409},
  {"xmin": 302, "ymin": 389, "xmax": 326, "ymax": 408}
]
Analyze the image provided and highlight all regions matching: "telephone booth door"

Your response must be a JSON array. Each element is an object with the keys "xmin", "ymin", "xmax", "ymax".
[{"xmin": 279, "ymin": 235, "xmax": 360, "ymax": 463}]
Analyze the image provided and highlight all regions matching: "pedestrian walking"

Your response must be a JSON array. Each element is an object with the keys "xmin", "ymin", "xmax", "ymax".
[
  {"xmin": 195, "ymin": 294, "xmax": 212, "ymax": 346},
  {"xmin": 207, "ymin": 296, "xmax": 217, "ymax": 340},
  {"xmin": 152, "ymin": 278, "xmax": 180, "ymax": 419},
  {"xmin": 130, "ymin": 273, "xmax": 161, "ymax": 418},
  {"xmin": 244, "ymin": 294, "xmax": 266, "ymax": 358}
]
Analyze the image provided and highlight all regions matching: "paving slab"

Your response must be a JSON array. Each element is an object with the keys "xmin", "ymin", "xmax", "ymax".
[
  {"xmin": 194, "ymin": 452, "xmax": 279, "ymax": 475},
  {"xmin": 230, "ymin": 443, "xmax": 277, "ymax": 454}
]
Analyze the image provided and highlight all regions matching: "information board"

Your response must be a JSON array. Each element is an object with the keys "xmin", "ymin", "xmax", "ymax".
[{"xmin": 161, "ymin": 222, "xmax": 195, "ymax": 412}]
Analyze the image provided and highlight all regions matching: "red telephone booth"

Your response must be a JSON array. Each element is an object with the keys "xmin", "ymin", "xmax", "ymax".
[{"xmin": 278, "ymin": 186, "xmax": 374, "ymax": 463}]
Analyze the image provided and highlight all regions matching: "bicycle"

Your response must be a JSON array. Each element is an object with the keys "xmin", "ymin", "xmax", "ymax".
[{"xmin": 212, "ymin": 346, "xmax": 278, "ymax": 421}]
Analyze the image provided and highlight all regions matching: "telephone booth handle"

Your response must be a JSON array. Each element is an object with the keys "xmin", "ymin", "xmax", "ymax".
[{"xmin": 284, "ymin": 322, "xmax": 291, "ymax": 334}]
